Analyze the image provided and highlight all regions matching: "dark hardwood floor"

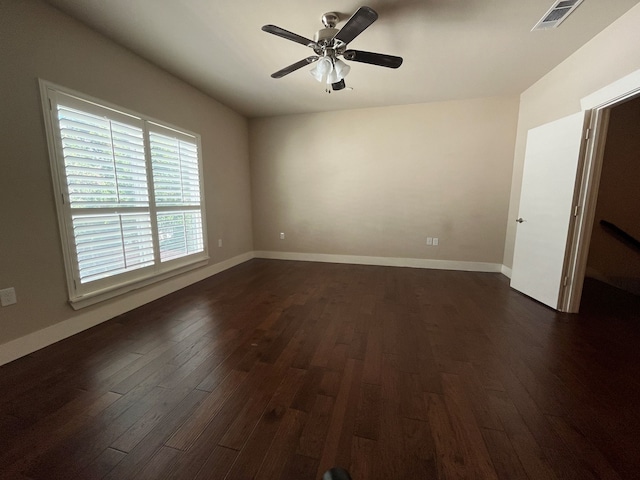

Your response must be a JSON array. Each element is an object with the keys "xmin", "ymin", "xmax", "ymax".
[{"xmin": 1, "ymin": 259, "xmax": 639, "ymax": 479}]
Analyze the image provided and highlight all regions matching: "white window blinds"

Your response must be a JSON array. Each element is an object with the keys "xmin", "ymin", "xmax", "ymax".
[
  {"xmin": 58, "ymin": 106, "xmax": 149, "ymax": 208},
  {"xmin": 43, "ymin": 84, "xmax": 208, "ymax": 307},
  {"xmin": 149, "ymin": 127, "xmax": 204, "ymax": 262}
]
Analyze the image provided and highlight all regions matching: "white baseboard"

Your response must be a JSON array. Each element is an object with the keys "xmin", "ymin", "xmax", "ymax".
[
  {"xmin": 0, "ymin": 250, "xmax": 506, "ymax": 366},
  {"xmin": 0, "ymin": 252, "xmax": 254, "ymax": 366},
  {"xmin": 254, "ymin": 250, "xmax": 503, "ymax": 273}
]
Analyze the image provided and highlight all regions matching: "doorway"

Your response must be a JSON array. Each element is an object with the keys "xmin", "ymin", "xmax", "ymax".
[
  {"xmin": 581, "ymin": 96, "xmax": 640, "ymax": 306},
  {"xmin": 562, "ymin": 71, "xmax": 640, "ymax": 312}
]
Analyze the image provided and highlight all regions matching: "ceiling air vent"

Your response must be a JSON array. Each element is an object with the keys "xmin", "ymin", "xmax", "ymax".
[{"xmin": 532, "ymin": 0, "xmax": 585, "ymax": 30}]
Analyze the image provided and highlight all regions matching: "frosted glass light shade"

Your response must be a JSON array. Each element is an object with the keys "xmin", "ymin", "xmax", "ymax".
[
  {"xmin": 310, "ymin": 57, "xmax": 332, "ymax": 83},
  {"xmin": 310, "ymin": 57, "xmax": 351, "ymax": 84},
  {"xmin": 334, "ymin": 59, "xmax": 350, "ymax": 80},
  {"xmin": 327, "ymin": 68, "xmax": 339, "ymax": 84}
]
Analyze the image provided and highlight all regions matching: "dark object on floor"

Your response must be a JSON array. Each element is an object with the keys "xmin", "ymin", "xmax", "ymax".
[{"xmin": 323, "ymin": 467, "xmax": 353, "ymax": 480}]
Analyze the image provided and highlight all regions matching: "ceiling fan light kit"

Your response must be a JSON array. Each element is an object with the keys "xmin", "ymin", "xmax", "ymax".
[
  {"xmin": 310, "ymin": 56, "xmax": 351, "ymax": 84},
  {"xmin": 262, "ymin": 6, "xmax": 403, "ymax": 92}
]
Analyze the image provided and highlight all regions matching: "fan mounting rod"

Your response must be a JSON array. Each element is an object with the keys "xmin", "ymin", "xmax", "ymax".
[{"xmin": 315, "ymin": 13, "xmax": 345, "ymax": 53}]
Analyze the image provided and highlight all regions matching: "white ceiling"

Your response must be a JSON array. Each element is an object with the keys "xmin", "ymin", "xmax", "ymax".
[{"xmin": 45, "ymin": 0, "xmax": 639, "ymax": 118}]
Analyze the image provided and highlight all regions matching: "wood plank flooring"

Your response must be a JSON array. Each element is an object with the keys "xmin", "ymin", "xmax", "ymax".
[{"xmin": 1, "ymin": 259, "xmax": 639, "ymax": 479}]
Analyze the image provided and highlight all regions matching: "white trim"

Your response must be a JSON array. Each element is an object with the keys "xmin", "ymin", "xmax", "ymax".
[
  {"xmin": 501, "ymin": 265, "xmax": 512, "ymax": 278},
  {"xmin": 580, "ymin": 69, "xmax": 640, "ymax": 110},
  {"xmin": 39, "ymin": 79, "xmax": 203, "ymax": 139},
  {"xmin": 254, "ymin": 251, "xmax": 503, "ymax": 273},
  {"xmin": 0, "ymin": 252, "xmax": 254, "ymax": 366},
  {"xmin": 0, "ymin": 250, "xmax": 504, "ymax": 366},
  {"xmin": 562, "ymin": 71, "xmax": 640, "ymax": 312},
  {"xmin": 39, "ymin": 79, "xmax": 210, "ymax": 306},
  {"xmin": 560, "ymin": 109, "xmax": 607, "ymax": 312},
  {"xmin": 70, "ymin": 257, "xmax": 209, "ymax": 310}
]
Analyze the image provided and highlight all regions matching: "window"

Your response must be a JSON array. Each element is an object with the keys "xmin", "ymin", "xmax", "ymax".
[{"xmin": 40, "ymin": 81, "xmax": 208, "ymax": 308}]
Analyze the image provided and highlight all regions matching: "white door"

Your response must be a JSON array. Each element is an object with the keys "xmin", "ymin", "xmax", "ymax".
[{"xmin": 510, "ymin": 111, "xmax": 589, "ymax": 310}]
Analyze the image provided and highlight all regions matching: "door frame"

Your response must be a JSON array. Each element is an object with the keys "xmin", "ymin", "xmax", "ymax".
[{"xmin": 560, "ymin": 70, "xmax": 640, "ymax": 312}]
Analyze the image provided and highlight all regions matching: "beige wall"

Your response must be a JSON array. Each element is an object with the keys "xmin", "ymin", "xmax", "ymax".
[
  {"xmin": 586, "ymin": 97, "xmax": 640, "ymax": 280},
  {"xmin": 6, "ymin": 0, "xmax": 639, "ymax": 353},
  {"xmin": 0, "ymin": 1, "xmax": 253, "ymax": 345},
  {"xmin": 250, "ymin": 97, "xmax": 519, "ymax": 264},
  {"xmin": 503, "ymin": 3, "xmax": 640, "ymax": 268}
]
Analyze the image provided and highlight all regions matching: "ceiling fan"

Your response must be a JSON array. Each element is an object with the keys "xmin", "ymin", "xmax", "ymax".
[{"xmin": 262, "ymin": 6, "xmax": 403, "ymax": 92}]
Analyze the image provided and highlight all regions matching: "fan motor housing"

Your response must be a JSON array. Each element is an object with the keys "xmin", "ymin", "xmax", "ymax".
[
  {"xmin": 313, "ymin": 27, "xmax": 346, "ymax": 56},
  {"xmin": 314, "ymin": 27, "xmax": 338, "ymax": 44}
]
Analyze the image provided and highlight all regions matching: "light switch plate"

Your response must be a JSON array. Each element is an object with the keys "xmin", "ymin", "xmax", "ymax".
[{"xmin": 0, "ymin": 287, "xmax": 17, "ymax": 307}]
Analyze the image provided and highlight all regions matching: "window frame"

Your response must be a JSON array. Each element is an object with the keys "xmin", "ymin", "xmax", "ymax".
[{"xmin": 39, "ymin": 80, "xmax": 209, "ymax": 310}]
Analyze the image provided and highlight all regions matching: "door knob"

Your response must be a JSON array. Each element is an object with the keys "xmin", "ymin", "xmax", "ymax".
[{"xmin": 516, "ymin": 218, "xmax": 524, "ymax": 223}]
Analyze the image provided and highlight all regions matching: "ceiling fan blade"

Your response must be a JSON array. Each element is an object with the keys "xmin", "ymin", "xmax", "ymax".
[
  {"xmin": 334, "ymin": 6, "xmax": 378, "ymax": 45},
  {"xmin": 262, "ymin": 25, "xmax": 318, "ymax": 48},
  {"xmin": 343, "ymin": 50, "xmax": 403, "ymax": 69},
  {"xmin": 332, "ymin": 79, "xmax": 346, "ymax": 91},
  {"xmin": 271, "ymin": 56, "xmax": 319, "ymax": 79}
]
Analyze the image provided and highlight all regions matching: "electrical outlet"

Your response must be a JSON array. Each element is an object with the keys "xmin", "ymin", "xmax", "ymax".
[
  {"xmin": 433, "ymin": 237, "xmax": 439, "ymax": 246},
  {"xmin": 280, "ymin": 232, "xmax": 285, "ymax": 240},
  {"xmin": 426, "ymin": 237, "xmax": 433, "ymax": 246},
  {"xmin": 0, "ymin": 287, "xmax": 17, "ymax": 307}
]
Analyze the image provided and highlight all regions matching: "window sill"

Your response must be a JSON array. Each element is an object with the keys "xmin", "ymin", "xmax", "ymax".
[{"xmin": 69, "ymin": 257, "xmax": 209, "ymax": 310}]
